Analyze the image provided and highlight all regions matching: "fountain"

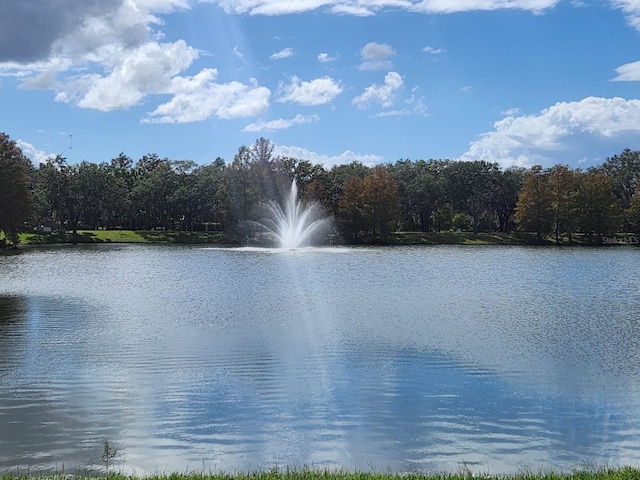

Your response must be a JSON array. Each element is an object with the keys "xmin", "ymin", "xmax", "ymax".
[{"xmin": 255, "ymin": 180, "xmax": 330, "ymax": 249}]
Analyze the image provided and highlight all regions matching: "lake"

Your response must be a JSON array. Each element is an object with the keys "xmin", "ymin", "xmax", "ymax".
[{"xmin": 1, "ymin": 244, "xmax": 639, "ymax": 475}]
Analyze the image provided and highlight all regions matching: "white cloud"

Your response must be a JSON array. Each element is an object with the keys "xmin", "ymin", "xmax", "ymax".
[
  {"xmin": 610, "ymin": 0, "xmax": 640, "ymax": 31},
  {"xmin": 0, "ymin": 1, "xmax": 273, "ymax": 124},
  {"xmin": 274, "ymin": 145, "xmax": 384, "ymax": 167},
  {"xmin": 330, "ymin": 4, "xmax": 377, "ymax": 15},
  {"xmin": 501, "ymin": 107, "xmax": 522, "ymax": 116},
  {"xmin": 210, "ymin": 0, "xmax": 561, "ymax": 15},
  {"xmin": 422, "ymin": 45, "xmax": 444, "ymax": 54},
  {"xmin": 318, "ymin": 52, "xmax": 339, "ymax": 63},
  {"xmin": 374, "ymin": 109, "xmax": 411, "ymax": 117},
  {"xmin": 359, "ymin": 42, "xmax": 395, "ymax": 71},
  {"xmin": 277, "ymin": 76, "xmax": 343, "ymax": 105},
  {"xmin": 612, "ymin": 60, "xmax": 640, "ymax": 81},
  {"xmin": 270, "ymin": 47, "xmax": 295, "ymax": 60},
  {"xmin": 409, "ymin": 0, "xmax": 559, "ymax": 14},
  {"xmin": 372, "ymin": 86, "xmax": 427, "ymax": 117},
  {"xmin": 142, "ymin": 70, "xmax": 271, "ymax": 123},
  {"xmin": 71, "ymin": 40, "xmax": 198, "ymax": 111},
  {"xmin": 352, "ymin": 71, "xmax": 404, "ymax": 108},
  {"xmin": 232, "ymin": 45, "xmax": 244, "ymax": 59},
  {"xmin": 461, "ymin": 96, "xmax": 640, "ymax": 168},
  {"xmin": 16, "ymin": 140, "xmax": 55, "ymax": 165},
  {"xmin": 243, "ymin": 114, "xmax": 319, "ymax": 132}
]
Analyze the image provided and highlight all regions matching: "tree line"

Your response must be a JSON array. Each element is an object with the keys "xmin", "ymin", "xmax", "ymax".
[{"xmin": 2, "ymin": 132, "xmax": 640, "ymax": 246}]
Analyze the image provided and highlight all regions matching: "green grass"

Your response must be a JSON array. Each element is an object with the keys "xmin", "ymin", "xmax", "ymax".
[
  {"xmin": 2, "ymin": 467, "xmax": 640, "ymax": 480},
  {"xmin": 18, "ymin": 230, "xmax": 231, "ymax": 245}
]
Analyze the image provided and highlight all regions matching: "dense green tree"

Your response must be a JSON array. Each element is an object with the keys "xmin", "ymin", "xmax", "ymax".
[
  {"xmin": 0, "ymin": 133, "xmax": 32, "ymax": 245},
  {"xmin": 493, "ymin": 167, "xmax": 526, "ymax": 233},
  {"xmin": 388, "ymin": 159, "xmax": 440, "ymax": 232},
  {"xmin": 443, "ymin": 160, "xmax": 500, "ymax": 234},
  {"xmin": 223, "ymin": 145, "xmax": 259, "ymax": 228},
  {"xmin": 103, "ymin": 153, "xmax": 135, "ymax": 228},
  {"xmin": 573, "ymin": 171, "xmax": 621, "ymax": 243},
  {"xmin": 598, "ymin": 148, "xmax": 640, "ymax": 212},
  {"xmin": 627, "ymin": 184, "xmax": 640, "ymax": 235},
  {"xmin": 132, "ymin": 155, "xmax": 175, "ymax": 229}
]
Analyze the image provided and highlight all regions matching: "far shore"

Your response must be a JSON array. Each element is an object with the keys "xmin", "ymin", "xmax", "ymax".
[{"xmin": 4, "ymin": 229, "xmax": 639, "ymax": 248}]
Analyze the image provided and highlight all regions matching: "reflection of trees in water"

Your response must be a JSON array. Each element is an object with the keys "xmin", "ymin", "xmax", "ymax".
[
  {"xmin": 0, "ymin": 294, "xmax": 27, "ymax": 332},
  {"xmin": 0, "ymin": 295, "xmax": 28, "ymax": 378}
]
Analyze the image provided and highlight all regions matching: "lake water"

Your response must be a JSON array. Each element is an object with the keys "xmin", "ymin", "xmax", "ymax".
[{"xmin": 1, "ymin": 244, "xmax": 640, "ymax": 475}]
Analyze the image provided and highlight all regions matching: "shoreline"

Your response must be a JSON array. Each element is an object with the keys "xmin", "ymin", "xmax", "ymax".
[{"xmin": 7, "ymin": 230, "xmax": 640, "ymax": 248}]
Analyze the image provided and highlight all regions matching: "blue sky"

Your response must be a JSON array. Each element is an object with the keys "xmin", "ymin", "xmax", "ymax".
[{"xmin": 2, "ymin": 0, "xmax": 640, "ymax": 170}]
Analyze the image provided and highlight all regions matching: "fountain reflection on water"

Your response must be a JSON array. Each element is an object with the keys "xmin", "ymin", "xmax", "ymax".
[{"xmin": 254, "ymin": 179, "xmax": 331, "ymax": 249}]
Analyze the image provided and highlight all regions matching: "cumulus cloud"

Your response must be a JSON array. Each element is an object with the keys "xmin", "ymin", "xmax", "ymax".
[
  {"xmin": 270, "ymin": 47, "xmax": 295, "ymax": 60},
  {"xmin": 461, "ymin": 96, "xmax": 640, "ymax": 168},
  {"xmin": 243, "ymin": 114, "xmax": 319, "ymax": 132},
  {"xmin": 142, "ymin": 70, "xmax": 270, "ymax": 123},
  {"xmin": 0, "ymin": 0, "xmax": 275, "ymax": 124},
  {"xmin": 352, "ymin": 71, "xmax": 404, "ymax": 108},
  {"xmin": 274, "ymin": 145, "xmax": 384, "ymax": 167},
  {"xmin": 277, "ymin": 76, "xmax": 343, "ymax": 105},
  {"xmin": 211, "ymin": 0, "xmax": 561, "ymax": 15},
  {"xmin": 16, "ymin": 140, "xmax": 55, "ymax": 165},
  {"xmin": 612, "ymin": 60, "xmax": 640, "ymax": 81},
  {"xmin": 68, "ymin": 40, "xmax": 198, "ymax": 111},
  {"xmin": 359, "ymin": 42, "xmax": 395, "ymax": 71}
]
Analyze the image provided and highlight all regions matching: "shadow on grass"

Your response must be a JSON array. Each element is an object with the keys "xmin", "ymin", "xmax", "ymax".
[
  {"xmin": 389, "ymin": 231, "xmax": 554, "ymax": 246},
  {"xmin": 137, "ymin": 230, "xmax": 231, "ymax": 244}
]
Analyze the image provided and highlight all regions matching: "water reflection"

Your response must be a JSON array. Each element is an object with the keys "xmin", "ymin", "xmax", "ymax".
[{"xmin": 0, "ymin": 246, "xmax": 639, "ymax": 474}]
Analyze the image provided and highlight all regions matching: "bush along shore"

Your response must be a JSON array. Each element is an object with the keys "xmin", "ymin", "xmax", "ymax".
[{"xmin": 2, "ymin": 467, "xmax": 640, "ymax": 480}]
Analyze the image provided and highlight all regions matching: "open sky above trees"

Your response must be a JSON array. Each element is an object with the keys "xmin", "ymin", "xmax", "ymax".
[{"xmin": 2, "ymin": 1, "xmax": 640, "ymax": 169}]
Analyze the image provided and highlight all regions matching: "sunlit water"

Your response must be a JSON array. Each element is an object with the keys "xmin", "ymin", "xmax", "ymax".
[{"xmin": 1, "ymin": 244, "xmax": 640, "ymax": 474}]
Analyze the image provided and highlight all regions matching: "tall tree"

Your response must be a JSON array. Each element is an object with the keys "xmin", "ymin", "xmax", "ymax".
[
  {"xmin": 388, "ymin": 159, "xmax": 440, "ymax": 232},
  {"xmin": 515, "ymin": 165, "xmax": 553, "ymax": 243},
  {"xmin": 626, "ymin": 184, "xmax": 640, "ymax": 235},
  {"xmin": 360, "ymin": 166, "xmax": 399, "ymax": 239},
  {"xmin": 443, "ymin": 160, "xmax": 499, "ymax": 234},
  {"xmin": 493, "ymin": 167, "xmax": 526, "ymax": 233},
  {"xmin": 0, "ymin": 133, "xmax": 32, "ymax": 245},
  {"xmin": 573, "ymin": 171, "xmax": 622, "ymax": 244},
  {"xmin": 223, "ymin": 145, "xmax": 259, "ymax": 227},
  {"xmin": 548, "ymin": 165, "xmax": 578, "ymax": 244},
  {"xmin": 598, "ymin": 148, "xmax": 640, "ymax": 212}
]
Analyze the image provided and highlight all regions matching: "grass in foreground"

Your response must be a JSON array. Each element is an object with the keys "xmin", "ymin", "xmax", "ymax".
[{"xmin": 3, "ymin": 467, "xmax": 640, "ymax": 480}]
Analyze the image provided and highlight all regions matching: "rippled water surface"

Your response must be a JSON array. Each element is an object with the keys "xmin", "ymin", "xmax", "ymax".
[{"xmin": 1, "ymin": 244, "xmax": 640, "ymax": 474}]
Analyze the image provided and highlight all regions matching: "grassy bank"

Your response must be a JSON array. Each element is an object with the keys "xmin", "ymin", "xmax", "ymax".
[
  {"xmin": 12, "ymin": 229, "xmax": 640, "ymax": 247},
  {"xmin": 18, "ymin": 230, "xmax": 231, "ymax": 245},
  {"xmin": 2, "ymin": 468, "xmax": 640, "ymax": 480}
]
